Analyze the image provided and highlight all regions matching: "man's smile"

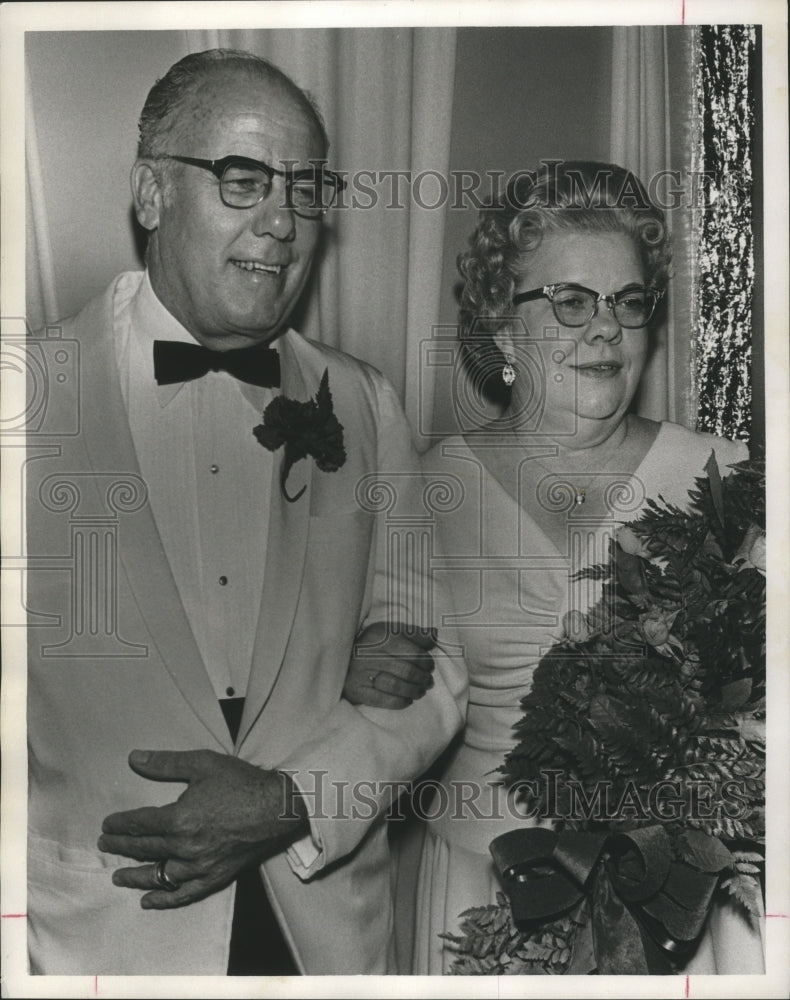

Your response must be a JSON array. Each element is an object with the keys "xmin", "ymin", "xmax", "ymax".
[{"xmin": 230, "ymin": 259, "xmax": 286, "ymax": 274}]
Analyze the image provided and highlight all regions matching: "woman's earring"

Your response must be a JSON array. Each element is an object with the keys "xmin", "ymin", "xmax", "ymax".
[{"xmin": 502, "ymin": 354, "xmax": 517, "ymax": 386}]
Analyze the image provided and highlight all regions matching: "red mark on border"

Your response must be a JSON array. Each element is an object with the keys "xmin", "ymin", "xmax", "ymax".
[
  {"xmin": 1, "ymin": 913, "xmax": 27, "ymax": 918},
  {"xmin": 94, "ymin": 974, "xmax": 98, "ymax": 996},
  {"xmin": 685, "ymin": 974, "xmax": 690, "ymax": 998},
  {"xmin": 766, "ymin": 912, "xmax": 789, "ymax": 918},
  {"xmin": 681, "ymin": 0, "xmax": 686, "ymax": 25}
]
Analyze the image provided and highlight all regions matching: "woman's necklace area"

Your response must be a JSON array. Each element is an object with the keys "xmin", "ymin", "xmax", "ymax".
[{"xmin": 503, "ymin": 420, "xmax": 633, "ymax": 514}]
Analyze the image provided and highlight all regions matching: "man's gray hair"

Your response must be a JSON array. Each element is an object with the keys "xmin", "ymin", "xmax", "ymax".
[{"xmin": 138, "ymin": 48, "xmax": 329, "ymax": 159}]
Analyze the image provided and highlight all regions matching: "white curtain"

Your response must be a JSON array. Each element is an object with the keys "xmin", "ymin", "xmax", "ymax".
[
  {"xmin": 186, "ymin": 29, "xmax": 457, "ymax": 448},
  {"xmin": 610, "ymin": 26, "xmax": 696, "ymax": 429},
  {"xmin": 24, "ymin": 62, "xmax": 59, "ymax": 334}
]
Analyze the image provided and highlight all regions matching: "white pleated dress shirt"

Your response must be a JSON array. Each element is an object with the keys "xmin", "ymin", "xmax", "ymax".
[{"xmin": 114, "ymin": 270, "xmax": 274, "ymax": 701}]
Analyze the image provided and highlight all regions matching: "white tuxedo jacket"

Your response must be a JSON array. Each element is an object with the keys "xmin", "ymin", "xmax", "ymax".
[{"xmin": 26, "ymin": 274, "xmax": 467, "ymax": 975}]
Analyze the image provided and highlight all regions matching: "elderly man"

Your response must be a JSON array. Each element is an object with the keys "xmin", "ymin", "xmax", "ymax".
[{"xmin": 26, "ymin": 48, "xmax": 465, "ymax": 976}]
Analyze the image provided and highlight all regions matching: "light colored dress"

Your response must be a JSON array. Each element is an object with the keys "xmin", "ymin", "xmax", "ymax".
[{"xmin": 414, "ymin": 421, "xmax": 764, "ymax": 975}]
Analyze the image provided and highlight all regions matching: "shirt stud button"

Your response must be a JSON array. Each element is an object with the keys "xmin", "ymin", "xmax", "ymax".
[
  {"xmin": 210, "ymin": 464, "xmax": 219, "ymax": 474},
  {"xmin": 219, "ymin": 575, "xmax": 228, "ymax": 586},
  {"xmin": 226, "ymin": 686, "xmax": 235, "ymax": 697}
]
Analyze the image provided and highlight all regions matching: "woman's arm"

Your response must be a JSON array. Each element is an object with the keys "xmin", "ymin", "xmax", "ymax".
[{"xmin": 343, "ymin": 621, "xmax": 436, "ymax": 708}]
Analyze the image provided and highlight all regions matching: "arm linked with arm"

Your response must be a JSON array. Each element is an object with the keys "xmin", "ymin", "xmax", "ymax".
[{"xmin": 278, "ymin": 373, "xmax": 468, "ymax": 877}]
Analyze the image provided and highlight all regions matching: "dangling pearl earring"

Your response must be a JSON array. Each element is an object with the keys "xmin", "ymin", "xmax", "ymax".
[{"xmin": 502, "ymin": 353, "xmax": 517, "ymax": 386}]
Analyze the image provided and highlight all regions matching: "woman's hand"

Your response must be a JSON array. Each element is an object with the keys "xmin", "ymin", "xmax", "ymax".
[{"xmin": 343, "ymin": 621, "xmax": 436, "ymax": 709}]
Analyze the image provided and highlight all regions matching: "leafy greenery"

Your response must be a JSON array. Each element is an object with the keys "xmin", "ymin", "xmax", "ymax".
[
  {"xmin": 442, "ymin": 894, "xmax": 586, "ymax": 975},
  {"xmin": 447, "ymin": 457, "xmax": 766, "ymax": 974}
]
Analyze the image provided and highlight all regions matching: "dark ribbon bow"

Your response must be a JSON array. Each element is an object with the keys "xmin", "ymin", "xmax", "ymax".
[
  {"xmin": 153, "ymin": 340, "xmax": 281, "ymax": 388},
  {"xmin": 490, "ymin": 826, "xmax": 720, "ymax": 974}
]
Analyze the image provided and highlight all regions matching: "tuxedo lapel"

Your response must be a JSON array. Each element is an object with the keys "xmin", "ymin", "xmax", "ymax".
[
  {"xmin": 77, "ymin": 280, "xmax": 232, "ymax": 751},
  {"xmin": 238, "ymin": 334, "xmax": 313, "ymax": 746}
]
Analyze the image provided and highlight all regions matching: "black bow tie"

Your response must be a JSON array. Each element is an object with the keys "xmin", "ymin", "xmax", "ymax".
[{"xmin": 153, "ymin": 340, "xmax": 281, "ymax": 389}]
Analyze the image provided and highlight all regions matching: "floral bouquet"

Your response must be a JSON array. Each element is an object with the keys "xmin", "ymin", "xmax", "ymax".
[{"xmin": 444, "ymin": 455, "xmax": 766, "ymax": 975}]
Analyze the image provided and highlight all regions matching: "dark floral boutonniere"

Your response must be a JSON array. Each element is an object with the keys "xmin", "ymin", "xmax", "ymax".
[{"xmin": 253, "ymin": 368, "xmax": 346, "ymax": 502}]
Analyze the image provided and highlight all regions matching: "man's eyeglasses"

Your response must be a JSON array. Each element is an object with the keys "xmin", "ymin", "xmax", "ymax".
[
  {"xmin": 162, "ymin": 154, "xmax": 346, "ymax": 219},
  {"xmin": 512, "ymin": 283, "xmax": 663, "ymax": 329}
]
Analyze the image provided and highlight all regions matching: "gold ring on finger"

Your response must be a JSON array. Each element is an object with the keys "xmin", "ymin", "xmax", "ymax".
[{"xmin": 152, "ymin": 859, "xmax": 180, "ymax": 892}]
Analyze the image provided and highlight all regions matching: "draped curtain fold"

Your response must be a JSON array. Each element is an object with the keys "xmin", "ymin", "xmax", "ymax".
[
  {"xmin": 186, "ymin": 28, "xmax": 457, "ymax": 446},
  {"xmin": 24, "ymin": 62, "xmax": 59, "ymax": 333},
  {"xmin": 610, "ymin": 26, "xmax": 697, "ymax": 430}
]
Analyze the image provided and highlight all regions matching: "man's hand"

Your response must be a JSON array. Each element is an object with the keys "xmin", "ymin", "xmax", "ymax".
[
  {"xmin": 343, "ymin": 621, "xmax": 436, "ymax": 709},
  {"xmin": 98, "ymin": 749, "xmax": 308, "ymax": 909}
]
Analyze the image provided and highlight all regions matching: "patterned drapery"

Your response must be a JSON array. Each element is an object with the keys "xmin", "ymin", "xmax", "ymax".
[
  {"xmin": 611, "ymin": 26, "xmax": 760, "ymax": 446},
  {"xmin": 693, "ymin": 26, "xmax": 758, "ymax": 443}
]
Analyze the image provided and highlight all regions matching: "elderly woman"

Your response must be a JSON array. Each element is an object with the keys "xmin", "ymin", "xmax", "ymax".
[{"xmin": 346, "ymin": 160, "xmax": 764, "ymax": 974}]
